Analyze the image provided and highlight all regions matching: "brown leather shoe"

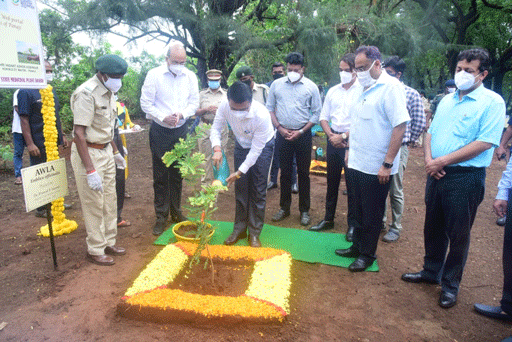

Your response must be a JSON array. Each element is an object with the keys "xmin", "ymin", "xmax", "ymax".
[
  {"xmin": 105, "ymin": 246, "xmax": 126, "ymax": 256},
  {"xmin": 87, "ymin": 253, "xmax": 114, "ymax": 266},
  {"xmin": 249, "ymin": 235, "xmax": 262, "ymax": 248},
  {"xmin": 224, "ymin": 231, "xmax": 247, "ymax": 245}
]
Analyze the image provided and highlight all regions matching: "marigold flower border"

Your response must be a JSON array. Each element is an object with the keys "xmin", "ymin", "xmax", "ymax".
[{"xmin": 119, "ymin": 242, "xmax": 292, "ymax": 323}]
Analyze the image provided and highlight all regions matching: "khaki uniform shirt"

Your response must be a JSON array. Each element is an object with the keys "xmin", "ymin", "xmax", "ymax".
[
  {"xmin": 199, "ymin": 87, "xmax": 226, "ymax": 123},
  {"xmin": 71, "ymin": 75, "xmax": 117, "ymax": 144},
  {"xmin": 252, "ymin": 83, "xmax": 270, "ymax": 105}
]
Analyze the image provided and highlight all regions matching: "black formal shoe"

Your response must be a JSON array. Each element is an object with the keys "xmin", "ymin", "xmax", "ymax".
[
  {"xmin": 267, "ymin": 181, "xmax": 277, "ymax": 190},
  {"xmin": 272, "ymin": 208, "xmax": 290, "ymax": 222},
  {"xmin": 401, "ymin": 272, "xmax": 439, "ymax": 284},
  {"xmin": 171, "ymin": 213, "xmax": 187, "ymax": 223},
  {"xmin": 105, "ymin": 245, "xmax": 126, "ymax": 256},
  {"xmin": 291, "ymin": 183, "xmax": 299, "ymax": 194},
  {"xmin": 474, "ymin": 304, "xmax": 512, "ymax": 321},
  {"xmin": 153, "ymin": 221, "xmax": 166, "ymax": 236},
  {"xmin": 348, "ymin": 257, "xmax": 374, "ymax": 272},
  {"xmin": 309, "ymin": 220, "xmax": 334, "ymax": 231},
  {"xmin": 335, "ymin": 247, "xmax": 360, "ymax": 258},
  {"xmin": 439, "ymin": 291, "xmax": 457, "ymax": 308},
  {"xmin": 248, "ymin": 235, "xmax": 262, "ymax": 247},
  {"xmin": 224, "ymin": 231, "xmax": 248, "ymax": 245},
  {"xmin": 346, "ymin": 226, "xmax": 355, "ymax": 242},
  {"xmin": 497, "ymin": 216, "xmax": 507, "ymax": 226},
  {"xmin": 300, "ymin": 212, "xmax": 311, "ymax": 226}
]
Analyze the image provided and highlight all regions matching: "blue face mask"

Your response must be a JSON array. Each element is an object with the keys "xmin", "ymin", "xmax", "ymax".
[{"xmin": 208, "ymin": 80, "xmax": 220, "ymax": 89}]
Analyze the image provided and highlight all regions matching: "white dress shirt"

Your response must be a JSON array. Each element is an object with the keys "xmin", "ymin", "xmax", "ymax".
[
  {"xmin": 140, "ymin": 64, "xmax": 199, "ymax": 129},
  {"xmin": 319, "ymin": 80, "xmax": 363, "ymax": 132},
  {"xmin": 348, "ymin": 71, "xmax": 410, "ymax": 175},
  {"xmin": 211, "ymin": 99, "xmax": 274, "ymax": 174}
]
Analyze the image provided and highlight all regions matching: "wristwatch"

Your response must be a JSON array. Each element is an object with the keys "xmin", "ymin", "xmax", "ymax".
[{"xmin": 382, "ymin": 161, "xmax": 393, "ymax": 169}]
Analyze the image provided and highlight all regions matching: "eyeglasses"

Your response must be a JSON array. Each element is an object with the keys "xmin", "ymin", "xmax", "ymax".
[{"xmin": 354, "ymin": 60, "xmax": 376, "ymax": 73}]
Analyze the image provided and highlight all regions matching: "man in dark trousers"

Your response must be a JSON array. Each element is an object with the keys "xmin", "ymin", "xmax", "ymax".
[
  {"xmin": 267, "ymin": 52, "xmax": 322, "ymax": 226},
  {"xmin": 140, "ymin": 41, "xmax": 199, "ymax": 235},
  {"xmin": 211, "ymin": 82, "xmax": 274, "ymax": 247},
  {"xmin": 401, "ymin": 48, "xmax": 505, "ymax": 308}
]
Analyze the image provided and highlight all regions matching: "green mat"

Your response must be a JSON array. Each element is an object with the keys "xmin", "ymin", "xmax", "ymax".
[{"xmin": 154, "ymin": 221, "xmax": 378, "ymax": 271}]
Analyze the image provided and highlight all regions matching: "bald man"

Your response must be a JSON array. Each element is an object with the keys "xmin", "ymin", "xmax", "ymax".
[{"xmin": 140, "ymin": 41, "xmax": 199, "ymax": 236}]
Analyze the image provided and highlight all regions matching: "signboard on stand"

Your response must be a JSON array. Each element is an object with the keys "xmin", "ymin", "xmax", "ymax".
[{"xmin": 0, "ymin": 0, "xmax": 46, "ymax": 89}]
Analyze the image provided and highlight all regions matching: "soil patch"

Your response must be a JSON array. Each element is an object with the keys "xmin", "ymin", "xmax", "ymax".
[
  {"xmin": 175, "ymin": 223, "xmax": 198, "ymax": 237},
  {"xmin": 168, "ymin": 258, "xmax": 254, "ymax": 297}
]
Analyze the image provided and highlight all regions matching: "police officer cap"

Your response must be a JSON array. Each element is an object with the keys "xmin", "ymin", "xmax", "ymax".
[
  {"xmin": 236, "ymin": 66, "xmax": 253, "ymax": 79},
  {"xmin": 445, "ymin": 79, "xmax": 455, "ymax": 87},
  {"xmin": 95, "ymin": 54, "xmax": 128, "ymax": 75},
  {"xmin": 206, "ymin": 69, "xmax": 222, "ymax": 80}
]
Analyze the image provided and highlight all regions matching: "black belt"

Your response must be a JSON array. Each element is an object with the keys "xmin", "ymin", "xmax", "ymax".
[{"xmin": 331, "ymin": 129, "xmax": 345, "ymax": 135}]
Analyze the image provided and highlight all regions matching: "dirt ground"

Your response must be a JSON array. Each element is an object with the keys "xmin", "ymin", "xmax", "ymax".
[{"xmin": 1, "ymin": 122, "xmax": 511, "ymax": 342}]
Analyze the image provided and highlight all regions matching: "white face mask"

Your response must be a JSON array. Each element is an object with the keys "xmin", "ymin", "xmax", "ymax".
[
  {"xmin": 356, "ymin": 60, "xmax": 376, "ymax": 88},
  {"xmin": 339, "ymin": 71, "xmax": 353, "ymax": 85},
  {"xmin": 287, "ymin": 71, "xmax": 301, "ymax": 83},
  {"xmin": 46, "ymin": 73, "xmax": 54, "ymax": 82},
  {"xmin": 104, "ymin": 76, "xmax": 122, "ymax": 93},
  {"xmin": 231, "ymin": 109, "xmax": 250, "ymax": 119},
  {"xmin": 447, "ymin": 87, "xmax": 456, "ymax": 93},
  {"xmin": 454, "ymin": 70, "xmax": 480, "ymax": 91},
  {"xmin": 169, "ymin": 64, "xmax": 185, "ymax": 75}
]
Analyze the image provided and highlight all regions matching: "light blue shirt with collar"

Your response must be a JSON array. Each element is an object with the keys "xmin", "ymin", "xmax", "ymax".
[{"xmin": 428, "ymin": 84, "xmax": 505, "ymax": 168}]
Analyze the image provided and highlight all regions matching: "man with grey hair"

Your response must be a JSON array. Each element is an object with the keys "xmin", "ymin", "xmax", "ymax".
[
  {"xmin": 140, "ymin": 41, "xmax": 199, "ymax": 235},
  {"xmin": 334, "ymin": 45, "xmax": 409, "ymax": 272}
]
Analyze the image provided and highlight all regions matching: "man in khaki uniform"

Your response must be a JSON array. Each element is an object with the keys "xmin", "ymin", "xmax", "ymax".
[
  {"xmin": 195, "ymin": 69, "xmax": 227, "ymax": 183},
  {"xmin": 70, "ymin": 54, "xmax": 128, "ymax": 266},
  {"xmin": 236, "ymin": 66, "xmax": 269, "ymax": 105}
]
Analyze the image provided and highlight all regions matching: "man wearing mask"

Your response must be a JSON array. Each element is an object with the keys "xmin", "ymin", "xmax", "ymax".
[
  {"xmin": 334, "ymin": 46, "xmax": 409, "ymax": 272},
  {"xmin": 381, "ymin": 56, "xmax": 426, "ymax": 242},
  {"xmin": 430, "ymin": 79, "xmax": 456, "ymax": 116},
  {"xmin": 18, "ymin": 60, "xmax": 70, "ymax": 217},
  {"xmin": 140, "ymin": 41, "xmax": 199, "ymax": 236},
  {"xmin": 402, "ymin": 48, "xmax": 505, "ymax": 309},
  {"xmin": 236, "ymin": 66, "xmax": 270, "ymax": 105},
  {"xmin": 195, "ymin": 69, "xmax": 227, "ymax": 183},
  {"xmin": 211, "ymin": 82, "xmax": 275, "ymax": 247},
  {"xmin": 267, "ymin": 52, "xmax": 322, "ymax": 226},
  {"xmin": 310, "ymin": 53, "xmax": 362, "ymax": 241},
  {"xmin": 266, "ymin": 62, "xmax": 286, "ymax": 88},
  {"xmin": 70, "ymin": 54, "xmax": 128, "ymax": 266}
]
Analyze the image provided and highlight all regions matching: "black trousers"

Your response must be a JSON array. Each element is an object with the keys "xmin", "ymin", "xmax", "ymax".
[
  {"xmin": 278, "ymin": 130, "xmax": 312, "ymax": 213},
  {"xmin": 345, "ymin": 168, "xmax": 359, "ymax": 229},
  {"xmin": 233, "ymin": 139, "xmax": 274, "ymax": 237},
  {"xmin": 502, "ymin": 189, "xmax": 512, "ymax": 314},
  {"xmin": 324, "ymin": 139, "xmax": 346, "ymax": 222},
  {"xmin": 149, "ymin": 122, "xmax": 188, "ymax": 223},
  {"xmin": 269, "ymin": 133, "xmax": 297, "ymax": 185},
  {"xmin": 421, "ymin": 167, "xmax": 485, "ymax": 295},
  {"xmin": 350, "ymin": 169, "xmax": 392, "ymax": 261},
  {"xmin": 114, "ymin": 129, "xmax": 125, "ymax": 222}
]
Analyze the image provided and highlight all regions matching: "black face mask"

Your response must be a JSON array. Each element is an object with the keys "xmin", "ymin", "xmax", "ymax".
[
  {"xmin": 242, "ymin": 79, "xmax": 252, "ymax": 87},
  {"xmin": 273, "ymin": 73, "xmax": 284, "ymax": 80}
]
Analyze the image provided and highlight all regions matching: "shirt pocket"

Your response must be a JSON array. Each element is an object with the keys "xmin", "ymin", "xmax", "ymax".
[
  {"xmin": 452, "ymin": 114, "xmax": 477, "ymax": 141},
  {"xmin": 94, "ymin": 105, "xmax": 113, "ymax": 128}
]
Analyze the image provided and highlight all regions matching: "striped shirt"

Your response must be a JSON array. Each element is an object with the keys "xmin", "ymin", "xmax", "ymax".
[{"xmin": 402, "ymin": 84, "xmax": 426, "ymax": 144}]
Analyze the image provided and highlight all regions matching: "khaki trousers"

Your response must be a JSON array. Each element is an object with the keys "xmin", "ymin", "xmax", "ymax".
[
  {"xmin": 71, "ymin": 143, "xmax": 117, "ymax": 255},
  {"xmin": 383, "ymin": 145, "xmax": 409, "ymax": 231}
]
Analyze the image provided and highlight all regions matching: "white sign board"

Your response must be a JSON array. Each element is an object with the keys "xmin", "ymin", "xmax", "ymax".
[
  {"xmin": 0, "ymin": 0, "xmax": 47, "ymax": 89},
  {"xmin": 21, "ymin": 158, "xmax": 68, "ymax": 212}
]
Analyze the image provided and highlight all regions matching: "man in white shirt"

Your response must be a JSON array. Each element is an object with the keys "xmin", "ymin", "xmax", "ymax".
[
  {"xmin": 140, "ymin": 41, "xmax": 200, "ymax": 235},
  {"xmin": 211, "ymin": 82, "xmax": 275, "ymax": 247},
  {"xmin": 310, "ymin": 53, "xmax": 362, "ymax": 241},
  {"xmin": 12, "ymin": 89, "xmax": 24, "ymax": 185},
  {"xmin": 334, "ymin": 45, "xmax": 409, "ymax": 272}
]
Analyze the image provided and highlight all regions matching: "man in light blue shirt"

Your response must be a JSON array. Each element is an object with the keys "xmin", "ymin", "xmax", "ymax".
[
  {"xmin": 266, "ymin": 52, "xmax": 322, "ymax": 226},
  {"xmin": 402, "ymin": 48, "xmax": 506, "ymax": 309}
]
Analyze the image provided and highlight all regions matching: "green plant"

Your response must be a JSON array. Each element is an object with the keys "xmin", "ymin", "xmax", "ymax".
[
  {"xmin": 162, "ymin": 124, "xmax": 227, "ymax": 268},
  {"xmin": 0, "ymin": 144, "xmax": 13, "ymax": 171}
]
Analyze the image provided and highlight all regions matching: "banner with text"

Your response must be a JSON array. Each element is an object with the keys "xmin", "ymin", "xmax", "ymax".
[
  {"xmin": 21, "ymin": 158, "xmax": 68, "ymax": 212},
  {"xmin": 0, "ymin": 0, "xmax": 46, "ymax": 89}
]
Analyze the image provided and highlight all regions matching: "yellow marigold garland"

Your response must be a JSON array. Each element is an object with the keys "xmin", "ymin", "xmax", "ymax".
[
  {"xmin": 121, "ymin": 243, "xmax": 293, "ymax": 322},
  {"xmin": 38, "ymin": 85, "xmax": 78, "ymax": 237}
]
